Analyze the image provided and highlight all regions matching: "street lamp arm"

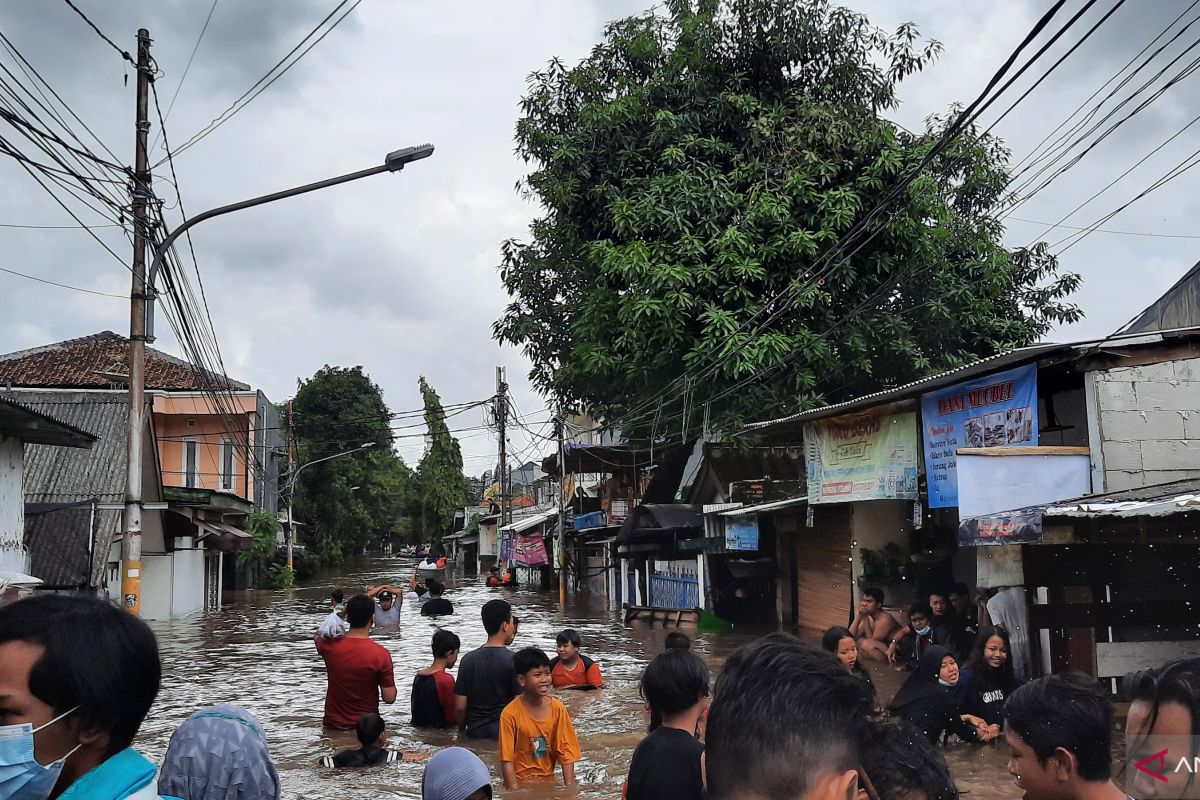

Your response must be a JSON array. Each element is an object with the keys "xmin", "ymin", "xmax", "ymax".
[{"xmin": 284, "ymin": 442, "xmax": 375, "ymax": 493}]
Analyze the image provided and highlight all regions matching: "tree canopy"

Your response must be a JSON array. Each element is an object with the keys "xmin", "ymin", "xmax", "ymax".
[
  {"xmin": 415, "ymin": 376, "xmax": 473, "ymax": 548},
  {"xmin": 495, "ymin": 0, "xmax": 1081, "ymax": 438},
  {"xmin": 290, "ymin": 365, "xmax": 412, "ymax": 561}
]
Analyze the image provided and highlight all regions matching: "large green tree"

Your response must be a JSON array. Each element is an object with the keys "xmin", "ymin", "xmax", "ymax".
[
  {"xmin": 495, "ymin": 0, "xmax": 1081, "ymax": 436},
  {"xmin": 290, "ymin": 366, "xmax": 412, "ymax": 562},
  {"xmin": 415, "ymin": 377, "xmax": 472, "ymax": 548}
]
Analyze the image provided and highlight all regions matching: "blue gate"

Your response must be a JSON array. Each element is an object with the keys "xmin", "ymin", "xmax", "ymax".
[{"xmin": 648, "ymin": 570, "xmax": 699, "ymax": 609}]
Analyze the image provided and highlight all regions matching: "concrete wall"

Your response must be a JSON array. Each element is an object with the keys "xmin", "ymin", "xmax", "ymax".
[
  {"xmin": 0, "ymin": 435, "xmax": 25, "ymax": 573},
  {"xmin": 141, "ymin": 553, "xmax": 174, "ymax": 620},
  {"xmin": 849, "ymin": 500, "xmax": 915, "ymax": 611},
  {"xmin": 1088, "ymin": 356, "xmax": 1200, "ymax": 491},
  {"xmin": 170, "ymin": 544, "xmax": 205, "ymax": 617}
]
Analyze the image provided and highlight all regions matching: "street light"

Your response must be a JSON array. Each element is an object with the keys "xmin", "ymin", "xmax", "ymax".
[
  {"xmin": 282, "ymin": 441, "xmax": 375, "ymax": 583},
  {"xmin": 119, "ymin": 146, "xmax": 432, "ymax": 613}
]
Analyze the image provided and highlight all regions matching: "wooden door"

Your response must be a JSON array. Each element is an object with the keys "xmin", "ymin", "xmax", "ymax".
[{"xmin": 795, "ymin": 505, "xmax": 853, "ymax": 636}]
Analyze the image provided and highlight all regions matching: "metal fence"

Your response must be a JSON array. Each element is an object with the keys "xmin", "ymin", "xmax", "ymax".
[{"xmin": 648, "ymin": 569, "xmax": 699, "ymax": 609}]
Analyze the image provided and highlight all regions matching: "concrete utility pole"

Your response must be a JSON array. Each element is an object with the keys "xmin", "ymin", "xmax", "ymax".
[
  {"xmin": 556, "ymin": 414, "xmax": 567, "ymax": 606},
  {"xmin": 495, "ymin": 367, "xmax": 508, "ymax": 528},
  {"xmin": 286, "ymin": 400, "xmax": 294, "ymax": 576},
  {"xmin": 121, "ymin": 28, "xmax": 152, "ymax": 616}
]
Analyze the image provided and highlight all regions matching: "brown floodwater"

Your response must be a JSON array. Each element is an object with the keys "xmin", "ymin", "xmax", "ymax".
[{"xmin": 137, "ymin": 556, "xmax": 1022, "ymax": 799}]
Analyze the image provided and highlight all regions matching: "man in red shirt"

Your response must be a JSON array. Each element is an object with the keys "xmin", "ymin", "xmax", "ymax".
[{"xmin": 315, "ymin": 594, "xmax": 396, "ymax": 729}]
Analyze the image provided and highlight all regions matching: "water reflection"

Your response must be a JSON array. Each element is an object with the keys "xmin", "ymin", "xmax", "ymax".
[{"xmin": 138, "ymin": 557, "xmax": 1019, "ymax": 799}]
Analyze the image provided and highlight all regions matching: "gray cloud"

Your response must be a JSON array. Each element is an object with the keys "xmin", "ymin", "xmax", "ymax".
[{"xmin": 1, "ymin": 0, "xmax": 1197, "ymax": 473}]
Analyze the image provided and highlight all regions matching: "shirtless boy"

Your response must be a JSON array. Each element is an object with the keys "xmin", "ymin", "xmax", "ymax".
[{"xmin": 848, "ymin": 587, "xmax": 900, "ymax": 661}]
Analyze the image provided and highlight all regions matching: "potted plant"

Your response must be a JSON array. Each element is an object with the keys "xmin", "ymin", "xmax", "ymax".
[{"xmin": 860, "ymin": 548, "xmax": 884, "ymax": 578}]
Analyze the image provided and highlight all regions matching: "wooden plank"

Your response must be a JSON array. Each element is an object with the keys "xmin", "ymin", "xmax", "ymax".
[
  {"xmin": 1029, "ymin": 601, "xmax": 1200, "ymax": 629},
  {"xmin": 1097, "ymin": 641, "xmax": 1200, "ymax": 678},
  {"xmin": 956, "ymin": 446, "xmax": 1091, "ymax": 456}
]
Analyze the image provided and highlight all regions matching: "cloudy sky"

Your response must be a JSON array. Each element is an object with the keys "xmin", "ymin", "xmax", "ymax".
[{"xmin": 0, "ymin": 0, "xmax": 1196, "ymax": 472}]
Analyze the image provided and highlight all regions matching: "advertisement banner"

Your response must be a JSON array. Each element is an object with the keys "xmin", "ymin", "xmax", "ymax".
[
  {"xmin": 725, "ymin": 514, "xmax": 760, "ymax": 551},
  {"xmin": 920, "ymin": 364, "xmax": 1039, "ymax": 508},
  {"xmin": 957, "ymin": 509, "xmax": 1044, "ymax": 547},
  {"xmin": 804, "ymin": 407, "xmax": 919, "ymax": 504},
  {"xmin": 499, "ymin": 532, "xmax": 514, "ymax": 562},
  {"xmin": 514, "ymin": 532, "xmax": 548, "ymax": 566}
]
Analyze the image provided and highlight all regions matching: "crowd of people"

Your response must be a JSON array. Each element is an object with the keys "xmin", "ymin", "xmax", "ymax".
[{"xmin": 4, "ymin": 573, "xmax": 1200, "ymax": 800}]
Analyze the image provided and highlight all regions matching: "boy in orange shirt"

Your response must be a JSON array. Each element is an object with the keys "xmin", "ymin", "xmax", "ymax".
[
  {"xmin": 499, "ymin": 646, "xmax": 581, "ymax": 789},
  {"xmin": 551, "ymin": 628, "xmax": 603, "ymax": 689}
]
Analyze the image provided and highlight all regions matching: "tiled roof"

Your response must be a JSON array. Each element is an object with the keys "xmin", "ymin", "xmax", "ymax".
[{"xmin": 0, "ymin": 330, "xmax": 249, "ymax": 391}]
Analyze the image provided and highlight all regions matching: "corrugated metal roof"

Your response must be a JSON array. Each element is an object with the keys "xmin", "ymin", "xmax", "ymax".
[
  {"xmin": 715, "ymin": 496, "xmax": 808, "ymax": 516},
  {"xmin": 1045, "ymin": 478, "xmax": 1200, "ymax": 520},
  {"xmin": 0, "ymin": 396, "xmax": 96, "ymax": 447},
  {"xmin": 742, "ymin": 327, "xmax": 1200, "ymax": 431},
  {"xmin": 7, "ymin": 391, "xmax": 129, "ymax": 504}
]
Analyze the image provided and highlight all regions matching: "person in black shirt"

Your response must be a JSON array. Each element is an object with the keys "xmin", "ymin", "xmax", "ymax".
[
  {"xmin": 888, "ymin": 645, "xmax": 995, "ymax": 745},
  {"xmin": 455, "ymin": 599, "xmax": 518, "ymax": 739},
  {"xmin": 956, "ymin": 626, "xmax": 1021, "ymax": 730},
  {"xmin": 421, "ymin": 580, "xmax": 454, "ymax": 616},
  {"xmin": 320, "ymin": 713, "xmax": 424, "ymax": 767},
  {"xmin": 625, "ymin": 648, "xmax": 709, "ymax": 800},
  {"xmin": 821, "ymin": 626, "xmax": 875, "ymax": 700}
]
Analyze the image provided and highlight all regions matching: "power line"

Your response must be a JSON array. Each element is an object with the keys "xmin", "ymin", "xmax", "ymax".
[
  {"xmin": 160, "ymin": 0, "xmax": 363, "ymax": 165},
  {"xmin": 152, "ymin": 0, "xmax": 219, "ymax": 152},
  {"xmin": 60, "ymin": 0, "xmax": 134, "ymax": 63},
  {"xmin": 0, "ymin": 221, "xmax": 123, "ymax": 230},
  {"xmin": 1007, "ymin": 216, "xmax": 1200, "ymax": 239},
  {"xmin": 0, "ymin": 264, "xmax": 124, "ymax": 298}
]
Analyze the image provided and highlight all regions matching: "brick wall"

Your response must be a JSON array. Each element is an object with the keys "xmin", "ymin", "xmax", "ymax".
[{"xmin": 1089, "ymin": 356, "xmax": 1200, "ymax": 491}]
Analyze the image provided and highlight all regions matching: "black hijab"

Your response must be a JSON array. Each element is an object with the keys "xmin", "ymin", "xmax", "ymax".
[{"xmin": 889, "ymin": 645, "xmax": 956, "ymax": 716}]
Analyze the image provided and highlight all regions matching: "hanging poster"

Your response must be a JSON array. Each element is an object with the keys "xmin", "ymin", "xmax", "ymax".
[
  {"xmin": 514, "ymin": 532, "xmax": 548, "ymax": 566},
  {"xmin": 725, "ymin": 514, "xmax": 760, "ymax": 551},
  {"xmin": 499, "ymin": 531, "xmax": 514, "ymax": 562},
  {"xmin": 804, "ymin": 407, "xmax": 919, "ymax": 503},
  {"xmin": 920, "ymin": 364, "xmax": 1039, "ymax": 509}
]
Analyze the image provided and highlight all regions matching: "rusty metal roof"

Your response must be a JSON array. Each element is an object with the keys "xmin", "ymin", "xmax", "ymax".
[{"xmin": 1045, "ymin": 478, "xmax": 1200, "ymax": 520}]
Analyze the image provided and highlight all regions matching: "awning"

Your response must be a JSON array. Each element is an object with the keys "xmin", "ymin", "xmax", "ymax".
[
  {"xmin": 1045, "ymin": 479, "xmax": 1200, "ymax": 520},
  {"xmin": 713, "ymin": 496, "xmax": 807, "ymax": 516},
  {"xmin": 457, "ymin": 535, "xmax": 479, "ymax": 546},
  {"xmin": 499, "ymin": 511, "xmax": 556, "ymax": 534},
  {"xmin": 196, "ymin": 520, "xmax": 253, "ymax": 552}
]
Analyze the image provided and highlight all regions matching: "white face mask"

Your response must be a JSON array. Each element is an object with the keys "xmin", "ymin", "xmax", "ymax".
[{"xmin": 0, "ymin": 706, "xmax": 82, "ymax": 800}]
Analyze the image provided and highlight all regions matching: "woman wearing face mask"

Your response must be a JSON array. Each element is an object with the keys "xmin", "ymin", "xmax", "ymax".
[
  {"xmin": 888, "ymin": 645, "xmax": 996, "ymax": 745},
  {"xmin": 954, "ymin": 626, "xmax": 1021, "ymax": 733},
  {"xmin": 0, "ymin": 593, "xmax": 163, "ymax": 799}
]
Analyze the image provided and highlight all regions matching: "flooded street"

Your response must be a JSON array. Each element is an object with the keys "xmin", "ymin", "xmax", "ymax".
[{"xmin": 137, "ymin": 556, "xmax": 1018, "ymax": 799}]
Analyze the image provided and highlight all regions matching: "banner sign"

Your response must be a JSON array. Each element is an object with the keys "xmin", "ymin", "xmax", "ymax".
[
  {"xmin": 514, "ymin": 532, "xmax": 548, "ymax": 566},
  {"xmin": 804, "ymin": 407, "xmax": 919, "ymax": 503},
  {"xmin": 920, "ymin": 364, "xmax": 1038, "ymax": 508},
  {"xmin": 958, "ymin": 509, "xmax": 1044, "ymax": 547},
  {"xmin": 725, "ymin": 514, "xmax": 760, "ymax": 551},
  {"xmin": 499, "ymin": 531, "xmax": 514, "ymax": 562}
]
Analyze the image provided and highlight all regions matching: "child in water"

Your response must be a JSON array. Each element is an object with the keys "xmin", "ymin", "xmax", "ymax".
[{"xmin": 321, "ymin": 713, "xmax": 426, "ymax": 767}]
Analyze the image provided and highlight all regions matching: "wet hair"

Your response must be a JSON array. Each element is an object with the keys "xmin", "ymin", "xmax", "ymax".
[
  {"xmin": 1005, "ymin": 673, "xmax": 1114, "ymax": 782},
  {"xmin": 640, "ymin": 649, "xmax": 709, "ymax": 720},
  {"xmin": 862, "ymin": 587, "xmax": 884, "ymax": 604},
  {"xmin": 927, "ymin": 588, "xmax": 948, "ymax": 603},
  {"xmin": 481, "ymin": 599, "xmax": 512, "ymax": 636},
  {"xmin": 0, "ymin": 593, "xmax": 161, "ymax": 758},
  {"xmin": 355, "ymin": 713, "xmax": 385, "ymax": 747},
  {"xmin": 859, "ymin": 717, "xmax": 958, "ymax": 800},
  {"xmin": 513, "ymin": 646, "xmax": 551, "ymax": 677},
  {"xmin": 556, "ymin": 629, "xmax": 581, "ymax": 648},
  {"xmin": 949, "ymin": 582, "xmax": 970, "ymax": 598},
  {"xmin": 432, "ymin": 629, "xmax": 461, "ymax": 659},
  {"xmin": 1122, "ymin": 656, "xmax": 1200, "ymax": 737},
  {"xmin": 821, "ymin": 626, "xmax": 854, "ymax": 654},
  {"xmin": 427, "ymin": 580, "xmax": 445, "ymax": 597},
  {"xmin": 969, "ymin": 626, "xmax": 1016, "ymax": 685},
  {"xmin": 706, "ymin": 634, "xmax": 873, "ymax": 799},
  {"xmin": 345, "ymin": 595, "xmax": 375, "ymax": 628},
  {"xmin": 331, "ymin": 589, "xmax": 344, "ymax": 604},
  {"xmin": 664, "ymin": 631, "xmax": 691, "ymax": 650},
  {"xmin": 908, "ymin": 603, "xmax": 933, "ymax": 623},
  {"xmin": 378, "ymin": 592, "xmax": 394, "ymax": 603}
]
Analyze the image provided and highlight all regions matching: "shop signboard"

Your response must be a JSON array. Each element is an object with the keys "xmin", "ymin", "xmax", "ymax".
[
  {"xmin": 514, "ymin": 532, "xmax": 548, "ymax": 566},
  {"xmin": 920, "ymin": 364, "xmax": 1038, "ymax": 509},
  {"xmin": 725, "ymin": 514, "xmax": 759, "ymax": 551},
  {"xmin": 804, "ymin": 406, "xmax": 919, "ymax": 503}
]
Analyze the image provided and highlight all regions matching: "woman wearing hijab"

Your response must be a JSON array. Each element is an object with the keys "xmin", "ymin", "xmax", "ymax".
[
  {"xmin": 887, "ymin": 645, "xmax": 995, "ymax": 744},
  {"xmin": 955, "ymin": 626, "xmax": 1021, "ymax": 731},
  {"xmin": 158, "ymin": 705, "xmax": 280, "ymax": 800},
  {"xmin": 422, "ymin": 747, "xmax": 493, "ymax": 800}
]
